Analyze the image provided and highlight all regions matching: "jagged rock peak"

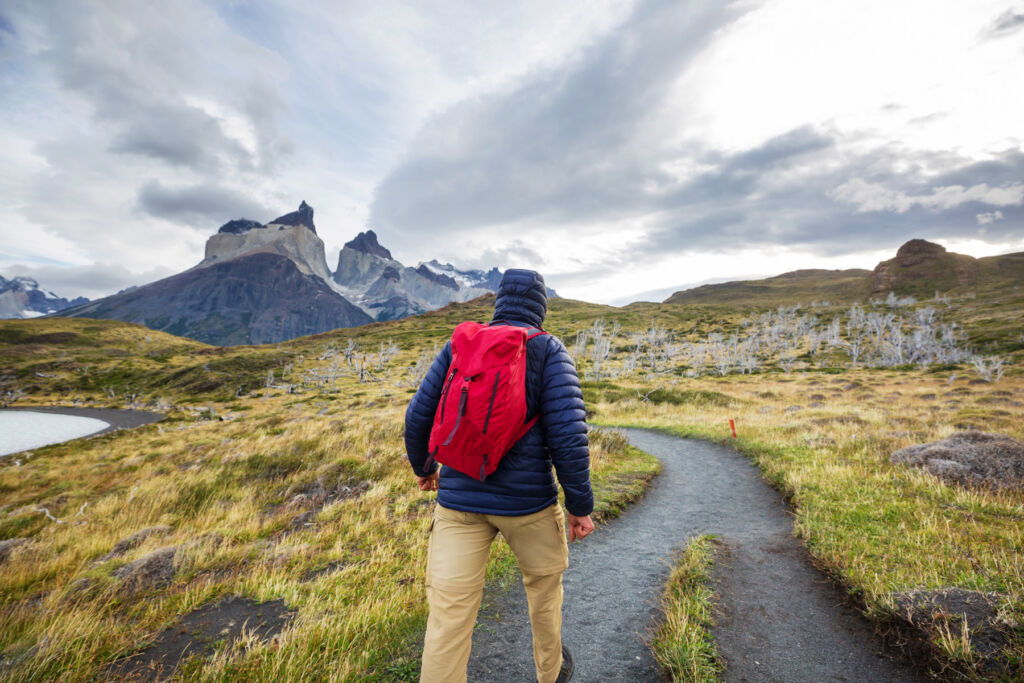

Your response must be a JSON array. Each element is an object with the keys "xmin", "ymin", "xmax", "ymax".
[
  {"xmin": 896, "ymin": 239, "xmax": 946, "ymax": 258},
  {"xmin": 415, "ymin": 264, "xmax": 458, "ymax": 289},
  {"xmin": 217, "ymin": 218, "xmax": 263, "ymax": 235},
  {"xmin": 380, "ymin": 266, "xmax": 401, "ymax": 282},
  {"xmin": 269, "ymin": 201, "xmax": 316, "ymax": 234},
  {"xmin": 344, "ymin": 230, "xmax": 392, "ymax": 259}
]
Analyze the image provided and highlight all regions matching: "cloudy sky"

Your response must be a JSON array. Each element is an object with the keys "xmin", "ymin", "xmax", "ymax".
[{"xmin": 1, "ymin": 0, "xmax": 1022, "ymax": 305}]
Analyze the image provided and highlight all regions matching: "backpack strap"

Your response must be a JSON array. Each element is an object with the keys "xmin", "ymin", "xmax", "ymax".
[{"xmin": 488, "ymin": 319, "xmax": 548, "ymax": 339}]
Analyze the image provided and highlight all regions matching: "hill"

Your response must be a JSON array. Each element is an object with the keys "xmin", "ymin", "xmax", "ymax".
[
  {"xmin": 664, "ymin": 268, "xmax": 872, "ymax": 306},
  {"xmin": 664, "ymin": 239, "xmax": 1024, "ymax": 307}
]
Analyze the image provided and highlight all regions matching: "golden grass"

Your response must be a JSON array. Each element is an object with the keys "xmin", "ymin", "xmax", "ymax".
[
  {"xmin": 650, "ymin": 535, "xmax": 722, "ymax": 682},
  {"xmin": 2, "ymin": 295, "xmax": 1022, "ymax": 679},
  {"xmin": 0, "ymin": 336, "xmax": 658, "ymax": 682}
]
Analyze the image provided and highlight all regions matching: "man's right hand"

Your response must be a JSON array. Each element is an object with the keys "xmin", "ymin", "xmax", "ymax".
[
  {"xmin": 417, "ymin": 471, "xmax": 439, "ymax": 491},
  {"xmin": 567, "ymin": 513, "xmax": 594, "ymax": 542}
]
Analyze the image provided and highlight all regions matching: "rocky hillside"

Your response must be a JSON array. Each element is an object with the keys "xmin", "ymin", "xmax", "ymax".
[
  {"xmin": 58, "ymin": 203, "xmax": 372, "ymax": 345},
  {"xmin": 333, "ymin": 230, "xmax": 495, "ymax": 321},
  {"xmin": 0, "ymin": 276, "xmax": 87, "ymax": 319},
  {"xmin": 665, "ymin": 239, "xmax": 1024, "ymax": 306}
]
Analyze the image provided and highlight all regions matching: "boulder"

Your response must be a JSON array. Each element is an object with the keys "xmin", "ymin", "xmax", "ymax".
[{"xmin": 890, "ymin": 430, "xmax": 1024, "ymax": 490}]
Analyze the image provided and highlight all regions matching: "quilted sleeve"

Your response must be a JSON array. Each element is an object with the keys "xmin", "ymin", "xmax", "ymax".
[
  {"xmin": 404, "ymin": 341, "xmax": 452, "ymax": 477},
  {"xmin": 539, "ymin": 335, "xmax": 594, "ymax": 516}
]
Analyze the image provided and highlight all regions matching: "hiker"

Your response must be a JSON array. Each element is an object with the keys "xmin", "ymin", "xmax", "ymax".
[{"xmin": 405, "ymin": 268, "xmax": 594, "ymax": 683}]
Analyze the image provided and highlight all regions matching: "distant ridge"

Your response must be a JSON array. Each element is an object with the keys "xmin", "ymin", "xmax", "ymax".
[{"xmin": 664, "ymin": 239, "xmax": 1024, "ymax": 306}]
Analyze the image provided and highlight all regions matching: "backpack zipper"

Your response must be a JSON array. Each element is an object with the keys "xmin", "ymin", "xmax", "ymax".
[
  {"xmin": 442, "ymin": 384, "xmax": 469, "ymax": 447},
  {"xmin": 482, "ymin": 371, "xmax": 501, "ymax": 434},
  {"xmin": 438, "ymin": 367, "xmax": 457, "ymax": 423}
]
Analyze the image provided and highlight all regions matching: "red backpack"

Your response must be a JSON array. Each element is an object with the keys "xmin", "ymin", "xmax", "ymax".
[{"xmin": 428, "ymin": 321, "xmax": 548, "ymax": 481}]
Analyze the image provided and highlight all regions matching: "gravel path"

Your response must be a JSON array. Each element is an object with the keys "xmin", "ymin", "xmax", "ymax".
[{"xmin": 466, "ymin": 428, "xmax": 923, "ymax": 682}]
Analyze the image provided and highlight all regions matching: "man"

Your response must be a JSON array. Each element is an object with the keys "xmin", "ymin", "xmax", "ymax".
[{"xmin": 405, "ymin": 268, "xmax": 594, "ymax": 683}]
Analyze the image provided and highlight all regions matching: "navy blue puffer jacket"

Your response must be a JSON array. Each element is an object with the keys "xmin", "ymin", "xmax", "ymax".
[{"xmin": 404, "ymin": 269, "xmax": 593, "ymax": 517}]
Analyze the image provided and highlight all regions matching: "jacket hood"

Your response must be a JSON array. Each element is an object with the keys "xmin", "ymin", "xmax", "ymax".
[{"xmin": 493, "ymin": 269, "xmax": 547, "ymax": 328}]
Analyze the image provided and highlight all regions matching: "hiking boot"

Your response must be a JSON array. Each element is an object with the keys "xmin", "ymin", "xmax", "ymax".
[
  {"xmin": 537, "ymin": 645, "xmax": 573, "ymax": 683},
  {"xmin": 555, "ymin": 644, "xmax": 573, "ymax": 683}
]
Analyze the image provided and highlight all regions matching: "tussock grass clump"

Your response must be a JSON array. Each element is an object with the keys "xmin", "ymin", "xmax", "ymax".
[{"xmin": 651, "ymin": 535, "xmax": 723, "ymax": 682}]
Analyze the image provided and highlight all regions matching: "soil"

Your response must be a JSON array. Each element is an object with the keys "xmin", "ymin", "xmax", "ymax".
[
  {"xmin": 465, "ymin": 429, "xmax": 924, "ymax": 682},
  {"xmin": 105, "ymin": 595, "xmax": 293, "ymax": 681}
]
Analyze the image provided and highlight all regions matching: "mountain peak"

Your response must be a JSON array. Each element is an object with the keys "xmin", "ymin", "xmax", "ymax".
[
  {"xmin": 344, "ymin": 230, "xmax": 393, "ymax": 259},
  {"xmin": 269, "ymin": 201, "xmax": 316, "ymax": 234},
  {"xmin": 871, "ymin": 239, "xmax": 978, "ymax": 295},
  {"xmin": 896, "ymin": 239, "xmax": 946, "ymax": 259},
  {"xmin": 217, "ymin": 218, "xmax": 263, "ymax": 235}
]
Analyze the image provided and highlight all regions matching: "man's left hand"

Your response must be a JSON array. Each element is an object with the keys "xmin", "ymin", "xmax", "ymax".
[{"xmin": 417, "ymin": 471, "xmax": 439, "ymax": 491}]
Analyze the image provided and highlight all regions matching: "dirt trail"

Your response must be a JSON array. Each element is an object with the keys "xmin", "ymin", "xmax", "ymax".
[{"xmin": 466, "ymin": 428, "xmax": 923, "ymax": 682}]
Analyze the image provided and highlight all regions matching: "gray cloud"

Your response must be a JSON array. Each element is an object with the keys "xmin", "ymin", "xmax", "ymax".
[
  {"xmin": 11, "ymin": 1, "xmax": 286, "ymax": 176},
  {"xmin": 638, "ymin": 143, "xmax": 1024, "ymax": 259},
  {"xmin": 984, "ymin": 9, "xmax": 1024, "ymax": 38},
  {"xmin": 137, "ymin": 180, "xmax": 271, "ymax": 227},
  {"xmin": 4, "ymin": 262, "xmax": 176, "ymax": 300},
  {"xmin": 108, "ymin": 102, "xmax": 251, "ymax": 173},
  {"xmin": 369, "ymin": 0, "xmax": 1023, "ymax": 276},
  {"xmin": 370, "ymin": 0, "xmax": 741, "ymax": 239}
]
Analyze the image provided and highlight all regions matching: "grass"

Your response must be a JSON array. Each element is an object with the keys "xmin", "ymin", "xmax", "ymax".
[
  {"xmin": 0, "ymin": 315, "xmax": 659, "ymax": 681},
  {"xmin": 594, "ymin": 367, "xmax": 1024, "ymax": 679},
  {"xmin": 2, "ymin": 288, "xmax": 1023, "ymax": 680},
  {"xmin": 650, "ymin": 535, "xmax": 722, "ymax": 682}
]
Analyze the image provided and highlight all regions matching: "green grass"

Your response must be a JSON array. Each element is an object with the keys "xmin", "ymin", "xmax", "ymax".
[{"xmin": 651, "ymin": 535, "xmax": 723, "ymax": 682}]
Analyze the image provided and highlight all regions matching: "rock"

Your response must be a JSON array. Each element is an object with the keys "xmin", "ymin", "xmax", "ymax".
[
  {"xmin": 784, "ymin": 405, "xmax": 802, "ymax": 413},
  {"xmin": 100, "ymin": 525, "xmax": 173, "ymax": 562},
  {"xmin": 0, "ymin": 538, "xmax": 27, "ymax": 563},
  {"xmin": 113, "ymin": 545, "xmax": 179, "ymax": 594},
  {"xmin": 890, "ymin": 431, "xmax": 1024, "ymax": 490},
  {"xmin": 870, "ymin": 239, "xmax": 980, "ymax": 296},
  {"xmin": 60, "ymin": 252, "xmax": 372, "ymax": 345},
  {"xmin": 414, "ymin": 264, "xmax": 458, "ymax": 289},
  {"xmin": 0, "ymin": 275, "xmax": 89, "ymax": 319},
  {"xmin": 216, "ymin": 218, "xmax": 263, "ymax": 235},
  {"xmin": 268, "ymin": 200, "xmax": 316, "ymax": 234},
  {"xmin": 343, "ymin": 230, "xmax": 392, "ymax": 259}
]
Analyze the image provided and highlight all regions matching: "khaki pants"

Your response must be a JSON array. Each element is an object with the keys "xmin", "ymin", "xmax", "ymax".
[{"xmin": 421, "ymin": 503, "xmax": 570, "ymax": 683}]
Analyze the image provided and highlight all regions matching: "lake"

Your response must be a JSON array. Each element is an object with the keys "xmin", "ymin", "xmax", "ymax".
[{"xmin": 0, "ymin": 410, "xmax": 110, "ymax": 457}]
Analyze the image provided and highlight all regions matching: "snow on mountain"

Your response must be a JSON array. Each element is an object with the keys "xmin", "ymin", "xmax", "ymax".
[{"xmin": 0, "ymin": 275, "xmax": 88, "ymax": 319}]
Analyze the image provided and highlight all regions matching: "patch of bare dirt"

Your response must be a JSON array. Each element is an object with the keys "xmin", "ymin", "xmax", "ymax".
[
  {"xmin": 100, "ymin": 526, "xmax": 173, "ymax": 562},
  {"xmin": 0, "ymin": 538, "xmax": 27, "ymax": 564},
  {"xmin": 113, "ymin": 546, "xmax": 180, "ymax": 596},
  {"xmin": 106, "ymin": 595, "xmax": 294, "ymax": 681},
  {"xmin": 890, "ymin": 430, "xmax": 1024, "ymax": 491},
  {"xmin": 812, "ymin": 415, "xmax": 868, "ymax": 426},
  {"xmin": 275, "ymin": 472, "xmax": 371, "ymax": 533},
  {"xmin": 887, "ymin": 588, "xmax": 1019, "ymax": 679}
]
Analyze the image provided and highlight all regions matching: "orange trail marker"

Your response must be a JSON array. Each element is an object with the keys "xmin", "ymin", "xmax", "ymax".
[{"xmin": 729, "ymin": 419, "xmax": 737, "ymax": 438}]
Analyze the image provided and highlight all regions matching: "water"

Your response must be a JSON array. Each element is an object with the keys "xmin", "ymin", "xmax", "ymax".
[{"xmin": 0, "ymin": 411, "xmax": 110, "ymax": 456}]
